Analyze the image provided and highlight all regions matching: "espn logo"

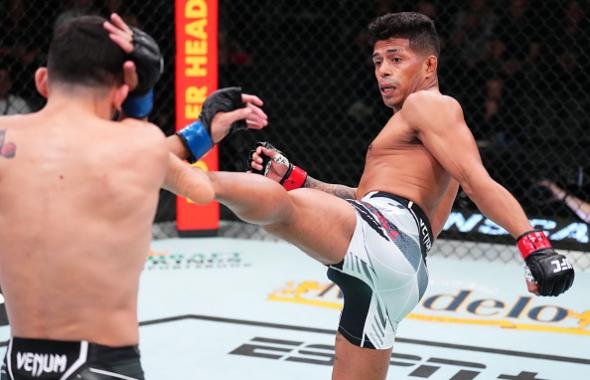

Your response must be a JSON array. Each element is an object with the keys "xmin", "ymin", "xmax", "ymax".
[
  {"xmin": 230, "ymin": 337, "xmax": 554, "ymax": 380},
  {"xmin": 230, "ymin": 337, "xmax": 487, "ymax": 379}
]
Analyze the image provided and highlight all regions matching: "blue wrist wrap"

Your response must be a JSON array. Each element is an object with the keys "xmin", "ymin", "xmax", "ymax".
[
  {"xmin": 122, "ymin": 89, "xmax": 154, "ymax": 118},
  {"xmin": 177, "ymin": 120, "xmax": 213, "ymax": 163}
]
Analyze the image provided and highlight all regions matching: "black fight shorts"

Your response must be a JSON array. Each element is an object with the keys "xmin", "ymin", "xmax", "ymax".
[{"xmin": 0, "ymin": 337, "xmax": 144, "ymax": 380}]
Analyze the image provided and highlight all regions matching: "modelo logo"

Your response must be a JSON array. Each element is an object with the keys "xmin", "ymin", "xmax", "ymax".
[
  {"xmin": 422, "ymin": 289, "xmax": 570, "ymax": 323},
  {"xmin": 146, "ymin": 251, "xmax": 251, "ymax": 270},
  {"xmin": 268, "ymin": 282, "xmax": 590, "ymax": 336}
]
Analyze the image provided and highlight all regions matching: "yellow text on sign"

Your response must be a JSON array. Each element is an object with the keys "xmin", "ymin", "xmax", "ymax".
[
  {"xmin": 185, "ymin": 0, "xmax": 208, "ymax": 78},
  {"xmin": 185, "ymin": 86, "xmax": 208, "ymax": 120}
]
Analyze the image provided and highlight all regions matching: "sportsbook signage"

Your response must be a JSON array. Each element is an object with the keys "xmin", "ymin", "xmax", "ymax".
[
  {"xmin": 146, "ymin": 250, "xmax": 251, "ymax": 270},
  {"xmin": 441, "ymin": 209, "xmax": 588, "ymax": 251},
  {"xmin": 175, "ymin": 0, "xmax": 219, "ymax": 236}
]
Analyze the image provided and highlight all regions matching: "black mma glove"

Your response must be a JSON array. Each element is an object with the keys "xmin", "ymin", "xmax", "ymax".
[
  {"xmin": 518, "ymin": 230, "xmax": 575, "ymax": 297},
  {"xmin": 128, "ymin": 27, "xmax": 163, "ymax": 96},
  {"xmin": 199, "ymin": 87, "xmax": 247, "ymax": 134},
  {"xmin": 249, "ymin": 142, "xmax": 307, "ymax": 191},
  {"xmin": 177, "ymin": 87, "xmax": 246, "ymax": 163},
  {"xmin": 122, "ymin": 27, "xmax": 164, "ymax": 118}
]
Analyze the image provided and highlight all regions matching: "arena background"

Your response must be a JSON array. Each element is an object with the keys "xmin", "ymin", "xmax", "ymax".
[
  {"xmin": 1, "ymin": 0, "xmax": 587, "ymax": 265},
  {"xmin": 1, "ymin": 1, "xmax": 589, "ymax": 379}
]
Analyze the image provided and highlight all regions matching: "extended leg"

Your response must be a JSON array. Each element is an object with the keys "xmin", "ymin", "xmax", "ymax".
[
  {"xmin": 211, "ymin": 172, "xmax": 395, "ymax": 379},
  {"xmin": 209, "ymin": 171, "xmax": 296, "ymax": 225},
  {"xmin": 209, "ymin": 171, "xmax": 355, "ymax": 264}
]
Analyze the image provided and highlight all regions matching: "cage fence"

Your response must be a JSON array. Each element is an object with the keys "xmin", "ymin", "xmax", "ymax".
[{"xmin": 1, "ymin": 0, "xmax": 588, "ymax": 269}]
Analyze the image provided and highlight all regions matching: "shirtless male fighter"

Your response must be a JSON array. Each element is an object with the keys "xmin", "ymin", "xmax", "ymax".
[
  {"xmin": 0, "ymin": 15, "xmax": 265, "ymax": 379},
  {"xmin": 207, "ymin": 12, "xmax": 573, "ymax": 380},
  {"xmin": 106, "ymin": 12, "xmax": 574, "ymax": 380}
]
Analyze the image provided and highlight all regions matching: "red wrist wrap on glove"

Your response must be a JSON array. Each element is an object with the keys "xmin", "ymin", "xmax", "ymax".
[
  {"xmin": 517, "ymin": 230, "xmax": 552, "ymax": 259},
  {"xmin": 282, "ymin": 166, "xmax": 308, "ymax": 191}
]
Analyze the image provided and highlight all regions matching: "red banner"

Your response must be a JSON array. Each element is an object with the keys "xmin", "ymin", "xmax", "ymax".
[{"xmin": 175, "ymin": 0, "xmax": 219, "ymax": 236}]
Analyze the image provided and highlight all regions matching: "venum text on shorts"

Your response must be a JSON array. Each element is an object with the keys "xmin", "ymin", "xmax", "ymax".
[{"xmin": 16, "ymin": 351, "xmax": 67, "ymax": 377}]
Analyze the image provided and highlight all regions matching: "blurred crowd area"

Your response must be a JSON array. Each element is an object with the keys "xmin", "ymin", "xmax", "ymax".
[
  {"xmin": 218, "ymin": 0, "xmax": 590, "ymax": 226},
  {"xmin": 0, "ymin": 0, "xmax": 176, "ymax": 221},
  {"xmin": 1, "ymin": 0, "xmax": 589, "ymax": 228},
  {"xmin": 0, "ymin": 0, "xmax": 174, "ymax": 125}
]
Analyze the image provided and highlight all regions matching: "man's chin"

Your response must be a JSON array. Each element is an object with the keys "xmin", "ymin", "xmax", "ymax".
[{"xmin": 382, "ymin": 97, "xmax": 398, "ymax": 109}]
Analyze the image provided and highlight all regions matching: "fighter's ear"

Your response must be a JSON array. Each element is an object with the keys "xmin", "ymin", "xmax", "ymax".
[
  {"xmin": 424, "ymin": 55, "xmax": 438, "ymax": 79},
  {"xmin": 423, "ymin": 55, "xmax": 438, "ymax": 80},
  {"xmin": 113, "ymin": 84, "xmax": 130, "ymax": 113},
  {"xmin": 35, "ymin": 67, "xmax": 49, "ymax": 98}
]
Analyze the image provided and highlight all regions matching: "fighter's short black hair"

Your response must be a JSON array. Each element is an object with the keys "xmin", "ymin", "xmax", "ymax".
[
  {"xmin": 368, "ymin": 12, "xmax": 440, "ymax": 57},
  {"xmin": 48, "ymin": 15, "xmax": 126, "ymax": 87}
]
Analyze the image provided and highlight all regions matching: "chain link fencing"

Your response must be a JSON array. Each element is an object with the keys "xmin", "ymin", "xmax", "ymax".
[
  {"xmin": 217, "ymin": 0, "xmax": 590, "ymax": 269},
  {"xmin": 2, "ymin": 0, "xmax": 588, "ymax": 268}
]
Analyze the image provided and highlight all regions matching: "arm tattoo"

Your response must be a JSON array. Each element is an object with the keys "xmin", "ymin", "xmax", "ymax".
[
  {"xmin": 304, "ymin": 176, "xmax": 357, "ymax": 199},
  {"xmin": 0, "ymin": 130, "xmax": 16, "ymax": 159}
]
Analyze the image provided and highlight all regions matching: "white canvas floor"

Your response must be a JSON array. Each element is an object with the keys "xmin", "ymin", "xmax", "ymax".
[{"xmin": 1, "ymin": 237, "xmax": 588, "ymax": 379}]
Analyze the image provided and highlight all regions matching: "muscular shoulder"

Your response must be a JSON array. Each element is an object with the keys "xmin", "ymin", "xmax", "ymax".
[
  {"xmin": 401, "ymin": 91, "xmax": 465, "ymax": 131},
  {"xmin": 118, "ymin": 119, "xmax": 168, "ymax": 160},
  {"xmin": 119, "ymin": 119, "xmax": 165, "ymax": 143}
]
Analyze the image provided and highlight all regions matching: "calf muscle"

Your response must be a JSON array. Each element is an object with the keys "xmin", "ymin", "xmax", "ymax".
[
  {"xmin": 211, "ymin": 173, "xmax": 356, "ymax": 265},
  {"xmin": 209, "ymin": 172, "xmax": 294, "ymax": 225}
]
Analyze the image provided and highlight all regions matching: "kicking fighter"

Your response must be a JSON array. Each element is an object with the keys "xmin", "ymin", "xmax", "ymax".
[
  {"xmin": 226, "ymin": 12, "xmax": 573, "ymax": 380},
  {"xmin": 109, "ymin": 12, "xmax": 574, "ymax": 380},
  {"xmin": 0, "ymin": 15, "xmax": 265, "ymax": 380}
]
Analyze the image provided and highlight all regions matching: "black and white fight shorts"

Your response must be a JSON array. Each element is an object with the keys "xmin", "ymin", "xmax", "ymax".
[
  {"xmin": 328, "ymin": 191, "xmax": 432, "ymax": 349},
  {"xmin": 1, "ymin": 337, "xmax": 144, "ymax": 380}
]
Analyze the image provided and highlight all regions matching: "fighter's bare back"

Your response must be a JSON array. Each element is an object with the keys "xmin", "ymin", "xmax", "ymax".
[{"xmin": 0, "ymin": 108, "xmax": 168, "ymax": 346}]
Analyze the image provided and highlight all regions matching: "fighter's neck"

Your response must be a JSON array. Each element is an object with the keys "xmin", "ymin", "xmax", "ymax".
[
  {"xmin": 42, "ymin": 92, "xmax": 114, "ymax": 121},
  {"xmin": 423, "ymin": 75, "xmax": 439, "ymax": 91},
  {"xmin": 394, "ymin": 78, "xmax": 439, "ymax": 112}
]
